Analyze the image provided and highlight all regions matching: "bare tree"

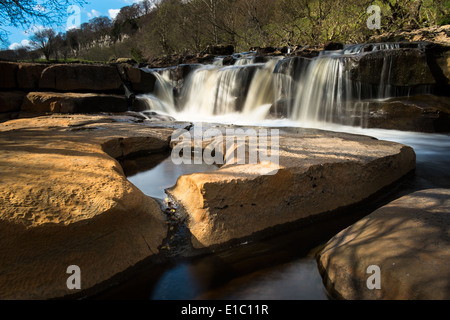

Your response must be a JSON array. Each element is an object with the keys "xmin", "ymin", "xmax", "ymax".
[
  {"xmin": 0, "ymin": 0, "xmax": 87, "ymax": 47},
  {"xmin": 30, "ymin": 28, "xmax": 56, "ymax": 60}
]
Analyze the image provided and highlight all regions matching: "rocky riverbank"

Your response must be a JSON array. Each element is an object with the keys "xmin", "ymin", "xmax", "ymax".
[
  {"xmin": 0, "ymin": 113, "xmax": 418, "ymax": 299},
  {"xmin": 0, "ymin": 28, "xmax": 449, "ymax": 300},
  {"xmin": 318, "ymin": 189, "xmax": 450, "ymax": 300}
]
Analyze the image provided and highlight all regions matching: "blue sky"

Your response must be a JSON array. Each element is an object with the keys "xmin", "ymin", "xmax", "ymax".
[{"xmin": 4, "ymin": 0, "xmax": 143, "ymax": 50}]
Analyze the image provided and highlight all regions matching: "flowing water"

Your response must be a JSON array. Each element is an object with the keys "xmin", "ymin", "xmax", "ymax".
[
  {"xmin": 99, "ymin": 44, "xmax": 450, "ymax": 300},
  {"xmin": 100, "ymin": 119, "xmax": 450, "ymax": 300}
]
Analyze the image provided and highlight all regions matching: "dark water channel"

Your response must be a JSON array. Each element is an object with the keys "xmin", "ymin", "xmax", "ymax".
[{"xmin": 95, "ymin": 127, "xmax": 450, "ymax": 300}]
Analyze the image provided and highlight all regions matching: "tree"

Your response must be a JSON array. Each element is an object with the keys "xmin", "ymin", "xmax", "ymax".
[
  {"xmin": 0, "ymin": 0, "xmax": 87, "ymax": 47},
  {"xmin": 30, "ymin": 28, "xmax": 56, "ymax": 60}
]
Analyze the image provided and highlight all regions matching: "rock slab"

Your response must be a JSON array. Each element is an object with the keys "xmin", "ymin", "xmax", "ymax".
[
  {"xmin": 317, "ymin": 189, "xmax": 450, "ymax": 300},
  {"xmin": 168, "ymin": 127, "xmax": 416, "ymax": 248},
  {"xmin": 0, "ymin": 114, "xmax": 174, "ymax": 299}
]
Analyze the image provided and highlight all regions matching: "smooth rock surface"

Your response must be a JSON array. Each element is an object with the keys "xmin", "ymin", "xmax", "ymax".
[
  {"xmin": 20, "ymin": 92, "xmax": 129, "ymax": 116},
  {"xmin": 168, "ymin": 127, "xmax": 416, "ymax": 248},
  {"xmin": 0, "ymin": 114, "xmax": 175, "ymax": 299},
  {"xmin": 317, "ymin": 189, "xmax": 450, "ymax": 300},
  {"xmin": 39, "ymin": 64, "xmax": 123, "ymax": 92}
]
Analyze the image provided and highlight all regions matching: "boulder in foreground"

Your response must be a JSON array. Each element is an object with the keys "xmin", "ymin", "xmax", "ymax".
[
  {"xmin": 168, "ymin": 127, "xmax": 416, "ymax": 248},
  {"xmin": 0, "ymin": 114, "xmax": 175, "ymax": 299},
  {"xmin": 317, "ymin": 188, "xmax": 450, "ymax": 300}
]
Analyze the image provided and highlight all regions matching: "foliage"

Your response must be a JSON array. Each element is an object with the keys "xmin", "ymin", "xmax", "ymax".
[
  {"xmin": 0, "ymin": 0, "xmax": 87, "ymax": 47},
  {"xmin": 1, "ymin": 0, "xmax": 449, "ymax": 62}
]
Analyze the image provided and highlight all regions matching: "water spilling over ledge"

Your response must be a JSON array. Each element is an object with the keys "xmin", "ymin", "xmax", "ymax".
[
  {"xmin": 136, "ymin": 41, "xmax": 449, "ymax": 132},
  {"xmin": 0, "ymin": 36, "xmax": 449, "ymax": 300}
]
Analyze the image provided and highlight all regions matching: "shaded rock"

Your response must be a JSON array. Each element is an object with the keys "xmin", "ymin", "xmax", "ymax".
[
  {"xmin": 291, "ymin": 46, "xmax": 322, "ymax": 58},
  {"xmin": 363, "ymin": 95, "xmax": 450, "ymax": 133},
  {"xmin": 39, "ymin": 64, "xmax": 123, "ymax": 92},
  {"xmin": 340, "ymin": 95, "xmax": 450, "ymax": 133},
  {"xmin": 324, "ymin": 42, "xmax": 344, "ymax": 51},
  {"xmin": 20, "ymin": 92, "xmax": 128, "ymax": 116},
  {"xmin": 345, "ymin": 48, "xmax": 442, "ymax": 87},
  {"xmin": 117, "ymin": 64, "xmax": 156, "ymax": 94},
  {"xmin": 168, "ymin": 127, "xmax": 416, "ymax": 248},
  {"xmin": 222, "ymin": 56, "xmax": 235, "ymax": 66},
  {"xmin": 317, "ymin": 189, "xmax": 450, "ymax": 300},
  {"xmin": 269, "ymin": 99, "xmax": 293, "ymax": 118},
  {"xmin": 0, "ymin": 91, "xmax": 25, "ymax": 113},
  {"xmin": 17, "ymin": 63, "xmax": 47, "ymax": 89},
  {"xmin": 205, "ymin": 44, "xmax": 234, "ymax": 56},
  {"xmin": 0, "ymin": 112, "xmax": 19, "ymax": 122},
  {"xmin": 0, "ymin": 114, "xmax": 176, "ymax": 299},
  {"xmin": 0, "ymin": 61, "xmax": 18, "ymax": 89}
]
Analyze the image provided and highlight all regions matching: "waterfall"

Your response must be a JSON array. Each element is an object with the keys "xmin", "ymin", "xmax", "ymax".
[
  {"xmin": 291, "ymin": 54, "xmax": 350, "ymax": 125},
  {"xmin": 137, "ymin": 70, "xmax": 176, "ymax": 115},
  {"xmin": 242, "ymin": 59, "xmax": 280, "ymax": 117},
  {"xmin": 137, "ymin": 42, "xmax": 434, "ymax": 126},
  {"xmin": 179, "ymin": 62, "xmax": 268, "ymax": 116}
]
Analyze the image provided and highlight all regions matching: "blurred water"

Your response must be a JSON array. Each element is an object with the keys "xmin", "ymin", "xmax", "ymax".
[{"xmin": 112, "ymin": 119, "xmax": 449, "ymax": 300}]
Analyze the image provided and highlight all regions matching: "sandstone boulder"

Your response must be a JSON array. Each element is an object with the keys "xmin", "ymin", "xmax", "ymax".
[
  {"xmin": 168, "ymin": 127, "xmax": 416, "ymax": 248},
  {"xmin": 0, "ymin": 114, "xmax": 175, "ymax": 299},
  {"xmin": 20, "ymin": 92, "xmax": 129, "ymax": 116},
  {"xmin": 317, "ymin": 189, "xmax": 450, "ymax": 300},
  {"xmin": 0, "ymin": 61, "xmax": 18, "ymax": 88},
  {"xmin": 39, "ymin": 64, "xmax": 123, "ymax": 92},
  {"xmin": 0, "ymin": 91, "xmax": 25, "ymax": 113},
  {"xmin": 17, "ymin": 63, "xmax": 48, "ymax": 89},
  {"xmin": 117, "ymin": 64, "xmax": 157, "ymax": 93}
]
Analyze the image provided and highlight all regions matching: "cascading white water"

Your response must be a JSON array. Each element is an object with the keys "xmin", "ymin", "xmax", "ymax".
[
  {"xmin": 291, "ymin": 54, "xmax": 350, "ymax": 125},
  {"xmin": 242, "ymin": 59, "xmax": 281, "ymax": 118},
  {"xmin": 136, "ymin": 43, "xmax": 434, "ymax": 126},
  {"xmin": 138, "ymin": 70, "xmax": 176, "ymax": 115}
]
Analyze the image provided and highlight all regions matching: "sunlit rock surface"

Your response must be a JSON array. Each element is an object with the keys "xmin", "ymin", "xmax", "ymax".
[
  {"xmin": 317, "ymin": 188, "xmax": 450, "ymax": 300},
  {"xmin": 0, "ymin": 114, "xmax": 175, "ymax": 299},
  {"xmin": 168, "ymin": 127, "xmax": 416, "ymax": 248}
]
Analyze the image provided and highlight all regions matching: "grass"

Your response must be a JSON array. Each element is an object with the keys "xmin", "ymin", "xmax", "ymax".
[{"xmin": 18, "ymin": 58, "xmax": 110, "ymax": 65}]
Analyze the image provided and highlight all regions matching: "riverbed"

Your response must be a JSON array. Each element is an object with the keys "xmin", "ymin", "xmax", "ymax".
[{"xmin": 96, "ymin": 119, "xmax": 450, "ymax": 300}]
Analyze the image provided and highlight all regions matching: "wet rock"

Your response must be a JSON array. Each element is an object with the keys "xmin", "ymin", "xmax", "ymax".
[
  {"xmin": 363, "ymin": 95, "xmax": 450, "ymax": 133},
  {"xmin": 317, "ymin": 189, "xmax": 450, "ymax": 300},
  {"xmin": 168, "ymin": 127, "xmax": 416, "ymax": 248},
  {"xmin": 0, "ymin": 114, "xmax": 176, "ymax": 299},
  {"xmin": 324, "ymin": 42, "xmax": 344, "ymax": 51},
  {"xmin": 205, "ymin": 44, "xmax": 235, "ymax": 56},
  {"xmin": 117, "ymin": 64, "xmax": 156, "ymax": 94},
  {"xmin": 345, "ymin": 48, "xmax": 442, "ymax": 87}
]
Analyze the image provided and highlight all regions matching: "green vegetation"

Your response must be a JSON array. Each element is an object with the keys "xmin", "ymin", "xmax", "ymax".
[{"xmin": 1, "ymin": 0, "xmax": 449, "ymax": 62}]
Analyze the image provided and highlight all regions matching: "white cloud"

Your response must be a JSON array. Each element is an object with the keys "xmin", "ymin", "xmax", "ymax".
[
  {"xmin": 108, "ymin": 9, "xmax": 120, "ymax": 20},
  {"xmin": 87, "ymin": 9, "xmax": 101, "ymax": 19},
  {"xmin": 8, "ymin": 39, "xmax": 32, "ymax": 50}
]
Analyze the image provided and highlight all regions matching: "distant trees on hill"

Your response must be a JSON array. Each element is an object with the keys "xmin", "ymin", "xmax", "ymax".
[{"xmin": 1, "ymin": 0, "xmax": 449, "ymax": 62}]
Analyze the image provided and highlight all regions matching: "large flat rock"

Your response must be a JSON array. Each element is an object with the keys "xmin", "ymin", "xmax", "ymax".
[
  {"xmin": 168, "ymin": 127, "xmax": 416, "ymax": 248},
  {"xmin": 20, "ymin": 92, "xmax": 129, "ymax": 116},
  {"xmin": 0, "ymin": 114, "xmax": 175, "ymax": 299},
  {"xmin": 317, "ymin": 189, "xmax": 450, "ymax": 300}
]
